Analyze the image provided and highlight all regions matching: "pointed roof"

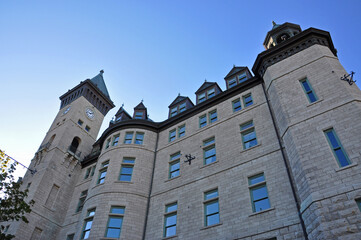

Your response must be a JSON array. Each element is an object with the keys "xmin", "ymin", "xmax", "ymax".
[
  {"xmin": 169, "ymin": 95, "xmax": 187, "ymax": 107},
  {"xmin": 224, "ymin": 66, "xmax": 246, "ymax": 79},
  {"xmin": 115, "ymin": 106, "xmax": 132, "ymax": 119},
  {"xmin": 272, "ymin": 21, "xmax": 281, "ymax": 30},
  {"xmin": 90, "ymin": 70, "xmax": 110, "ymax": 99},
  {"xmin": 195, "ymin": 81, "xmax": 217, "ymax": 94},
  {"xmin": 134, "ymin": 101, "xmax": 147, "ymax": 110}
]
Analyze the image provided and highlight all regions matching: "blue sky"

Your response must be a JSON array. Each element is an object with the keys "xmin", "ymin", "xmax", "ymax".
[{"xmin": 1, "ymin": 0, "xmax": 361, "ymax": 177}]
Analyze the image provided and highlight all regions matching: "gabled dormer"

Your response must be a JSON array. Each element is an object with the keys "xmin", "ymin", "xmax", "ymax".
[
  {"xmin": 114, "ymin": 105, "xmax": 132, "ymax": 122},
  {"xmin": 168, "ymin": 95, "xmax": 194, "ymax": 118},
  {"xmin": 133, "ymin": 101, "xmax": 148, "ymax": 120},
  {"xmin": 224, "ymin": 66, "xmax": 252, "ymax": 89},
  {"xmin": 264, "ymin": 21, "xmax": 302, "ymax": 50},
  {"xmin": 195, "ymin": 81, "xmax": 222, "ymax": 104}
]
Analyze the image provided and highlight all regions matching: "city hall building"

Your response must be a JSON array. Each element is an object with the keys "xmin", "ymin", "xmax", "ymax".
[{"xmin": 7, "ymin": 22, "xmax": 361, "ymax": 239}]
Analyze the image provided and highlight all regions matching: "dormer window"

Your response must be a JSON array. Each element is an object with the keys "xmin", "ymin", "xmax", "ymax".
[
  {"xmin": 238, "ymin": 73, "xmax": 247, "ymax": 84},
  {"xmin": 228, "ymin": 78, "xmax": 237, "ymax": 88},
  {"xmin": 198, "ymin": 92, "xmax": 206, "ymax": 103},
  {"xmin": 134, "ymin": 111, "xmax": 143, "ymax": 119},
  {"xmin": 170, "ymin": 107, "xmax": 178, "ymax": 117},
  {"xmin": 179, "ymin": 102, "xmax": 186, "ymax": 113},
  {"xmin": 207, "ymin": 88, "xmax": 215, "ymax": 98}
]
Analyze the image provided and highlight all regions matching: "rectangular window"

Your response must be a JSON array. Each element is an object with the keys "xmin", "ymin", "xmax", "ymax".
[
  {"xmin": 243, "ymin": 93, "xmax": 253, "ymax": 107},
  {"xmin": 134, "ymin": 132, "xmax": 144, "ymax": 145},
  {"xmin": 76, "ymin": 190, "xmax": 88, "ymax": 212},
  {"xmin": 232, "ymin": 98, "xmax": 242, "ymax": 112},
  {"xmin": 119, "ymin": 158, "xmax": 135, "ymax": 182},
  {"xmin": 105, "ymin": 206, "xmax": 125, "ymax": 238},
  {"xmin": 179, "ymin": 102, "xmax": 186, "ymax": 113},
  {"xmin": 198, "ymin": 92, "xmax": 206, "ymax": 103},
  {"xmin": 164, "ymin": 202, "xmax": 177, "ymax": 237},
  {"xmin": 238, "ymin": 72, "xmax": 247, "ymax": 84},
  {"xmin": 324, "ymin": 128, "xmax": 351, "ymax": 167},
  {"xmin": 249, "ymin": 173, "xmax": 270, "ymax": 212},
  {"xmin": 203, "ymin": 137, "xmax": 216, "ymax": 165},
  {"xmin": 241, "ymin": 121, "xmax": 258, "ymax": 149},
  {"xmin": 81, "ymin": 208, "xmax": 96, "ymax": 239},
  {"xmin": 356, "ymin": 199, "xmax": 361, "ymax": 212},
  {"xmin": 30, "ymin": 227, "xmax": 42, "ymax": 240},
  {"xmin": 209, "ymin": 110, "xmax": 217, "ymax": 123},
  {"xmin": 199, "ymin": 115, "xmax": 207, "ymax": 128},
  {"xmin": 204, "ymin": 189, "xmax": 220, "ymax": 226},
  {"xmin": 169, "ymin": 152, "xmax": 181, "ymax": 179},
  {"xmin": 178, "ymin": 125, "xmax": 185, "ymax": 138},
  {"xmin": 112, "ymin": 134, "xmax": 120, "ymax": 146},
  {"xmin": 170, "ymin": 107, "xmax": 178, "ymax": 117},
  {"xmin": 90, "ymin": 166, "xmax": 96, "ymax": 177},
  {"xmin": 135, "ymin": 111, "xmax": 143, "ymax": 119},
  {"xmin": 208, "ymin": 88, "xmax": 215, "ymax": 98},
  {"xmin": 45, "ymin": 184, "xmax": 59, "ymax": 208},
  {"xmin": 169, "ymin": 129, "xmax": 176, "ymax": 142},
  {"xmin": 300, "ymin": 78, "xmax": 318, "ymax": 103},
  {"xmin": 105, "ymin": 138, "xmax": 111, "ymax": 149},
  {"xmin": 85, "ymin": 125, "xmax": 91, "ymax": 132},
  {"xmin": 98, "ymin": 161, "xmax": 109, "ymax": 184},
  {"xmin": 124, "ymin": 132, "xmax": 133, "ymax": 144},
  {"xmin": 84, "ymin": 167, "xmax": 91, "ymax": 179},
  {"xmin": 78, "ymin": 119, "xmax": 83, "ymax": 126},
  {"xmin": 66, "ymin": 234, "xmax": 75, "ymax": 240},
  {"xmin": 228, "ymin": 78, "xmax": 237, "ymax": 88}
]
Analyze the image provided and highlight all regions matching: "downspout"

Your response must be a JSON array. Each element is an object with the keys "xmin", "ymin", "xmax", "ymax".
[
  {"xmin": 142, "ymin": 131, "xmax": 159, "ymax": 240},
  {"xmin": 261, "ymin": 82, "xmax": 309, "ymax": 240}
]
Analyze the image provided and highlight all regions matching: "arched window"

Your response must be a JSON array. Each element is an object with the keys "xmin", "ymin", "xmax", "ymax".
[{"xmin": 69, "ymin": 137, "xmax": 81, "ymax": 154}]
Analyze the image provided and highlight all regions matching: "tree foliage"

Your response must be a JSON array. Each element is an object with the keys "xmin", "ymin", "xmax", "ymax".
[{"xmin": 0, "ymin": 149, "xmax": 34, "ymax": 240}]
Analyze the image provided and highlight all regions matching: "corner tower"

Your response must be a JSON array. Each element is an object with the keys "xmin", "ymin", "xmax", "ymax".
[
  {"xmin": 10, "ymin": 71, "xmax": 115, "ymax": 240},
  {"xmin": 253, "ymin": 23, "xmax": 361, "ymax": 239}
]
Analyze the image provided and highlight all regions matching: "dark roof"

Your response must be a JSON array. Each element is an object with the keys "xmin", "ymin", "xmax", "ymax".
[
  {"xmin": 195, "ymin": 81, "xmax": 217, "ymax": 94},
  {"xmin": 272, "ymin": 21, "xmax": 281, "ymax": 30},
  {"xmin": 115, "ymin": 106, "xmax": 132, "ymax": 119},
  {"xmin": 169, "ymin": 95, "xmax": 187, "ymax": 107},
  {"xmin": 90, "ymin": 70, "xmax": 110, "ymax": 99},
  {"xmin": 134, "ymin": 102, "xmax": 147, "ymax": 110},
  {"xmin": 224, "ymin": 66, "xmax": 246, "ymax": 79}
]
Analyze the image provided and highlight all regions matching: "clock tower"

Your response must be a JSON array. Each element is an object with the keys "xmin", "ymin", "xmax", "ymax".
[{"xmin": 11, "ymin": 70, "xmax": 114, "ymax": 240}]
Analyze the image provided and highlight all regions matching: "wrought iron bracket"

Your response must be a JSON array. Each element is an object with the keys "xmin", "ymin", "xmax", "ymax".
[
  {"xmin": 184, "ymin": 154, "xmax": 196, "ymax": 165},
  {"xmin": 341, "ymin": 71, "xmax": 356, "ymax": 85}
]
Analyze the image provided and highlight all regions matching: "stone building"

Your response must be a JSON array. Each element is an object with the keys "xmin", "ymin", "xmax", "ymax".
[{"xmin": 6, "ymin": 22, "xmax": 361, "ymax": 240}]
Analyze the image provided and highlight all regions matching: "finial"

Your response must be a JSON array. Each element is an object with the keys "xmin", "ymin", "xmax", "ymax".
[
  {"xmin": 205, "ymin": 78, "xmax": 207, "ymax": 82},
  {"xmin": 178, "ymin": 93, "xmax": 180, "ymax": 96},
  {"xmin": 121, "ymin": 103, "xmax": 124, "ymax": 108},
  {"xmin": 141, "ymin": 99, "xmax": 144, "ymax": 103},
  {"xmin": 233, "ymin": 64, "xmax": 235, "ymax": 67},
  {"xmin": 100, "ymin": 69, "xmax": 104, "ymax": 74},
  {"xmin": 272, "ymin": 21, "xmax": 276, "ymax": 26}
]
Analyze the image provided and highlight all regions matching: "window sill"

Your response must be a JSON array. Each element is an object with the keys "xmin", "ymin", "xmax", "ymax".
[
  {"xmin": 92, "ymin": 182, "xmax": 104, "ymax": 190},
  {"xmin": 335, "ymin": 162, "xmax": 358, "ymax": 172},
  {"xmin": 248, "ymin": 207, "xmax": 275, "ymax": 217},
  {"xmin": 200, "ymin": 222, "xmax": 222, "ymax": 230},
  {"xmin": 240, "ymin": 142, "xmax": 262, "ymax": 153},
  {"xmin": 162, "ymin": 235, "xmax": 178, "ymax": 240},
  {"xmin": 165, "ymin": 175, "xmax": 181, "ymax": 182},
  {"xmin": 200, "ymin": 160, "xmax": 218, "ymax": 169},
  {"xmin": 306, "ymin": 98, "xmax": 323, "ymax": 107},
  {"xmin": 114, "ymin": 180, "xmax": 134, "ymax": 184}
]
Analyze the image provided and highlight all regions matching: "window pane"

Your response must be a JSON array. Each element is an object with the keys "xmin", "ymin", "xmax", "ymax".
[
  {"xmin": 123, "ymin": 158, "xmax": 135, "ymax": 164},
  {"xmin": 165, "ymin": 226, "xmax": 176, "ymax": 237},
  {"xmin": 241, "ymin": 121, "xmax": 253, "ymax": 130},
  {"xmin": 254, "ymin": 198, "xmax": 270, "ymax": 212},
  {"xmin": 170, "ymin": 171, "xmax": 179, "ymax": 178},
  {"xmin": 171, "ymin": 153, "xmax": 181, "ymax": 161},
  {"xmin": 243, "ymin": 131, "xmax": 256, "ymax": 142},
  {"xmin": 308, "ymin": 92, "xmax": 317, "ymax": 102},
  {"xmin": 110, "ymin": 207, "xmax": 125, "ymax": 214},
  {"xmin": 302, "ymin": 81, "xmax": 311, "ymax": 92},
  {"xmin": 84, "ymin": 220, "xmax": 92, "ymax": 230},
  {"xmin": 121, "ymin": 166, "xmax": 133, "ymax": 174},
  {"xmin": 205, "ymin": 190, "xmax": 218, "ymax": 200},
  {"xmin": 203, "ymin": 138, "xmax": 215, "ymax": 146},
  {"xmin": 229, "ymin": 78, "xmax": 236, "ymax": 88},
  {"xmin": 209, "ymin": 111, "xmax": 217, "ymax": 123},
  {"xmin": 326, "ymin": 131, "xmax": 339, "ymax": 149},
  {"xmin": 165, "ymin": 214, "xmax": 177, "ymax": 226},
  {"xmin": 335, "ymin": 149, "xmax": 349, "ymax": 167},
  {"xmin": 206, "ymin": 213, "xmax": 220, "ymax": 226},
  {"xmin": 166, "ymin": 203, "xmax": 177, "ymax": 212},
  {"xmin": 252, "ymin": 186, "xmax": 268, "ymax": 201},
  {"xmin": 206, "ymin": 201, "xmax": 219, "ymax": 215},
  {"xmin": 106, "ymin": 228, "xmax": 121, "ymax": 238},
  {"xmin": 83, "ymin": 231, "xmax": 90, "ymax": 239},
  {"xmin": 244, "ymin": 139, "xmax": 257, "ymax": 149},
  {"xmin": 249, "ymin": 174, "xmax": 265, "ymax": 185},
  {"xmin": 120, "ymin": 175, "xmax": 132, "ymax": 181},
  {"xmin": 238, "ymin": 73, "xmax": 247, "ymax": 83},
  {"xmin": 108, "ymin": 217, "xmax": 123, "ymax": 228},
  {"xmin": 233, "ymin": 99, "xmax": 241, "ymax": 112},
  {"xmin": 204, "ymin": 148, "xmax": 216, "ymax": 158},
  {"xmin": 170, "ymin": 161, "xmax": 180, "ymax": 172}
]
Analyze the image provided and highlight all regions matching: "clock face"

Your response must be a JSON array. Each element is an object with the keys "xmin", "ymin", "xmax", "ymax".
[
  {"xmin": 86, "ymin": 108, "xmax": 94, "ymax": 119},
  {"xmin": 63, "ymin": 106, "xmax": 71, "ymax": 115}
]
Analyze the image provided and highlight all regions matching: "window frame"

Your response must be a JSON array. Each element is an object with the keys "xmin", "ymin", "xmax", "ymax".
[
  {"xmin": 178, "ymin": 125, "xmax": 185, "ymax": 138},
  {"xmin": 105, "ymin": 138, "xmax": 111, "ymax": 149},
  {"xmin": 124, "ymin": 132, "xmax": 134, "ymax": 144},
  {"xmin": 209, "ymin": 110, "xmax": 217, "ymax": 123},
  {"xmin": 112, "ymin": 134, "xmax": 120, "ymax": 146},
  {"xmin": 204, "ymin": 189, "xmax": 220, "ymax": 226},
  {"xmin": 324, "ymin": 128, "xmax": 351, "ymax": 167},
  {"xmin": 76, "ymin": 190, "xmax": 88, "ymax": 213},
  {"xmin": 169, "ymin": 129, "xmax": 176, "ymax": 142},
  {"xmin": 81, "ymin": 208, "xmax": 96, "ymax": 239},
  {"xmin": 228, "ymin": 78, "xmax": 237, "ymax": 88},
  {"xmin": 243, "ymin": 93, "xmax": 253, "ymax": 107},
  {"xmin": 240, "ymin": 121, "xmax": 258, "ymax": 150},
  {"xmin": 97, "ymin": 161, "xmax": 109, "ymax": 184},
  {"xmin": 134, "ymin": 132, "xmax": 144, "ymax": 145},
  {"xmin": 238, "ymin": 72, "xmax": 247, "ymax": 84},
  {"xmin": 199, "ymin": 114, "xmax": 207, "ymax": 128},
  {"xmin": 300, "ymin": 78, "xmax": 318, "ymax": 103},
  {"xmin": 232, "ymin": 98, "xmax": 242, "ymax": 112},
  {"xmin": 169, "ymin": 152, "xmax": 181, "ymax": 179},
  {"xmin": 198, "ymin": 92, "xmax": 206, "ymax": 103},
  {"xmin": 203, "ymin": 137, "xmax": 216, "ymax": 165},
  {"xmin": 105, "ymin": 206, "xmax": 125, "ymax": 238},
  {"xmin": 164, "ymin": 202, "xmax": 178, "ymax": 237},
  {"xmin": 248, "ymin": 173, "xmax": 271, "ymax": 213},
  {"xmin": 119, "ymin": 158, "xmax": 135, "ymax": 182}
]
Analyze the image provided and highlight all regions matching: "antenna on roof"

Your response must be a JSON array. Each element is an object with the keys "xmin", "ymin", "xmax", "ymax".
[{"xmin": 100, "ymin": 69, "xmax": 104, "ymax": 74}]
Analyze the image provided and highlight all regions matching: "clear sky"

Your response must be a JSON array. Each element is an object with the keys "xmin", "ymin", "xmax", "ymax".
[{"xmin": 1, "ymin": 0, "xmax": 361, "ymax": 177}]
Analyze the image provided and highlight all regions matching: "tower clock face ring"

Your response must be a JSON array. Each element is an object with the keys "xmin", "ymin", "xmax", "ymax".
[{"xmin": 86, "ymin": 108, "xmax": 95, "ymax": 119}]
